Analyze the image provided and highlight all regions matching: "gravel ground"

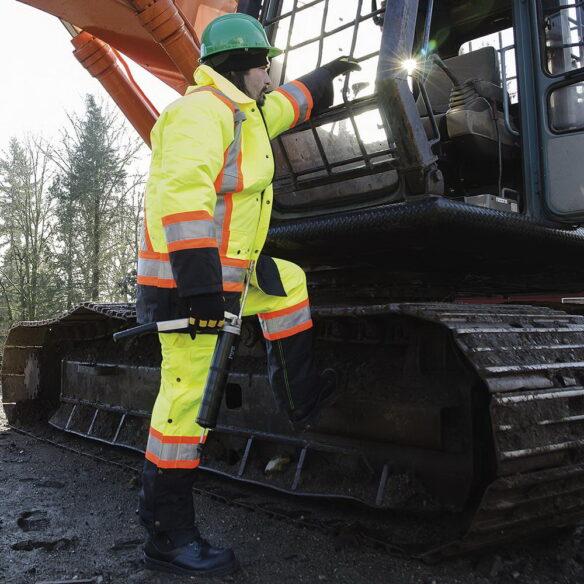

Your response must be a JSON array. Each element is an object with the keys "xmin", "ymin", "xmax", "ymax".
[{"xmin": 2, "ymin": 408, "xmax": 584, "ymax": 584}]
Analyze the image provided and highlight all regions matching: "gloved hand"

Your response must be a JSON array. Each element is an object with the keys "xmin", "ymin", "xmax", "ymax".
[
  {"xmin": 184, "ymin": 293, "xmax": 225, "ymax": 338},
  {"xmin": 321, "ymin": 56, "xmax": 362, "ymax": 78}
]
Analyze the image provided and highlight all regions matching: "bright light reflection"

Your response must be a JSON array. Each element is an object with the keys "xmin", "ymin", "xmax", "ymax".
[{"xmin": 402, "ymin": 58, "xmax": 418, "ymax": 75}]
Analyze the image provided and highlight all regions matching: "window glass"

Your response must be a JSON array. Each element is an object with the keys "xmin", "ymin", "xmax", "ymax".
[
  {"xmin": 263, "ymin": 0, "xmax": 396, "ymax": 211},
  {"xmin": 549, "ymin": 81, "xmax": 584, "ymax": 132},
  {"xmin": 541, "ymin": 0, "xmax": 584, "ymax": 76}
]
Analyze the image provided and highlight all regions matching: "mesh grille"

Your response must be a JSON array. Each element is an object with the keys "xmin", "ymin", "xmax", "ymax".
[{"xmin": 260, "ymin": 1, "xmax": 399, "ymax": 213}]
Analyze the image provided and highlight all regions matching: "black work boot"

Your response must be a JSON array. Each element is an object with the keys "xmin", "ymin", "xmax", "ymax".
[
  {"xmin": 139, "ymin": 460, "xmax": 239, "ymax": 576},
  {"xmin": 290, "ymin": 368, "xmax": 339, "ymax": 432},
  {"xmin": 144, "ymin": 531, "xmax": 238, "ymax": 577}
]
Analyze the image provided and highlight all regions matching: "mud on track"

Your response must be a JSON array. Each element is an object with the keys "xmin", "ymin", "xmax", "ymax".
[{"xmin": 3, "ymin": 407, "xmax": 584, "ymax": 584}]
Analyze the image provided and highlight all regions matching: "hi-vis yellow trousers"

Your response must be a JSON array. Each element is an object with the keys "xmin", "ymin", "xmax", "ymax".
[{"xmin": 145, "ymin": 257, "xmax": 318, "ymax": 470}]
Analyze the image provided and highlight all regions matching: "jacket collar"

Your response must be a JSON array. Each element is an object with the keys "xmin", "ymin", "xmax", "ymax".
[{"xmin": 187, "ymin": 65, "xmax": 255, "ymax": 105}]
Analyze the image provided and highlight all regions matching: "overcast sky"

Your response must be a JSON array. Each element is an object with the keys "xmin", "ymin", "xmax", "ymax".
[{"xmin": 0, "ymin": 1, "xmax": 178, "ymax": 153}]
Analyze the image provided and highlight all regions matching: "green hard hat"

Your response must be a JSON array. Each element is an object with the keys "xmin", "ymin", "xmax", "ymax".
[{"xmin": 200, "ymin": 13, "xmax": 283, "ymax": 61}]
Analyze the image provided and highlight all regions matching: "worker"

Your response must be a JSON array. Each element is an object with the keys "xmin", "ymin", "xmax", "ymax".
[{"xmin": 135, "ymin": 12, "xmax": 360, "ymax": 577}]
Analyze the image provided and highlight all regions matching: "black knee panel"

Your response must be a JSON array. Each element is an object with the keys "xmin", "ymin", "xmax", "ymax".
[{"xmin": 266, "ymin": 328, "xmax": 319, "ymax": 416}]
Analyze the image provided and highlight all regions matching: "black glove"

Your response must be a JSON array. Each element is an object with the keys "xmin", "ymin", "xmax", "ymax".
[
  {"xmin": 321, "ymin": 56, "xmax": 362, "ymax": 78},
  {"xmin": 184, "ymin": 293, "xmax": 225, "ymax": 337}
]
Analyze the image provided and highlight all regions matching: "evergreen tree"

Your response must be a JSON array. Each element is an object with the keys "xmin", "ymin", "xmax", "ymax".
[
  {"xmin": 0, "ymin": 137, "xmax": 56, "ymax": 321},
  {"xmin": 0, "ymin": 95, "xmax": 145, "ymax": 339},
  {"xmin": 51, "ymin": 95, "xmax": 144, "ymax": 304}
]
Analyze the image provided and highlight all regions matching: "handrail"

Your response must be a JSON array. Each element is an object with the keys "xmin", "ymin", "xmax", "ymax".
[{"xmin": 500, "ymin": 46, "xmax": 520, "ymax": 137}]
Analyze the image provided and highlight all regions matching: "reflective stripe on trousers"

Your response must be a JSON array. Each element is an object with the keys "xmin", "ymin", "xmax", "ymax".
[
  {"xmin": 146, "ymin": 257, "xmax": 315, "ymax": 468},
  {"xmin": 258, "ymin": 299, "xmax": 313, "ymax": 341},
  {"xmin": 145, "ymin": 427, "xmax": 206, "ymax": 469}
]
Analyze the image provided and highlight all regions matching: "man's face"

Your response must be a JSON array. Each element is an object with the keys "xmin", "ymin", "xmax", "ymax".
[{"xmin": 243, "ymin": 65, "xmax": 272, "ymax": 106}]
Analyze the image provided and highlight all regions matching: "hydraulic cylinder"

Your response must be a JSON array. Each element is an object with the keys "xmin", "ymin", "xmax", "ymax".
[{"xmin": 72, "ymin": 32, "xmax": 158, "ymax": 146}]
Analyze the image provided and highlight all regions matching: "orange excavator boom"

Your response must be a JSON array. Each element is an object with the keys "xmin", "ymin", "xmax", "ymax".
[{"xmin": 18, "ymin": 0, "xmax": 238, "ymax": 143}]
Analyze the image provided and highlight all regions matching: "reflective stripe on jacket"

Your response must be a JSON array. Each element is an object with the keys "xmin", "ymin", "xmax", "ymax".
[{"xmin": 136, "ymin": 64, "xmax": 332, "ymax": 323}]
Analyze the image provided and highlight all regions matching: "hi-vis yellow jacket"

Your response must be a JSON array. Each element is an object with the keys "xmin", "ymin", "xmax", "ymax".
[{"xmin": 136, "ymin": 64, "xmax": 332, "ymax": 323}]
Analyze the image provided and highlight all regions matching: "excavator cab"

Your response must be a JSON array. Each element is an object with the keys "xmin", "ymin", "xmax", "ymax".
[{"xmin": 255, "ymin": 0, "xmax": 584, "ymax": 224}]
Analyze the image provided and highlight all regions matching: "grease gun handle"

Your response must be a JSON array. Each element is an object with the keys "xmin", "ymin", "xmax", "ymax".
[{"xmin": 113, "ymin": 314, "xmax": 238, "ymax": 342}]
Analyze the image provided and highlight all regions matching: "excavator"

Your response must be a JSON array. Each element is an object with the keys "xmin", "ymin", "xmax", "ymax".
[{"xmin": 5, "ymin": 0, "xmax": 584, "ymax": 559}]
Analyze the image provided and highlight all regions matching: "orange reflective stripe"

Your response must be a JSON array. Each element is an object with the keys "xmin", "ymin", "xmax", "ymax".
[
  {"xmin": 191, "ymin": 86, "xmax": 237, "ymax": 113},
  {"xmin": 215, "ymin": 110, "xmax": 246, "ymax": 194},
  {"xmin": 167, "ymin": 237, "xmax": 218, "ymax": 252},
  {"xmin": 224, "ymin": 281, "xmax": 244, "ymax": 292},
  {"xmin": 276, "ymin": 80, "xmax": 313, "ymax": 127},
  {"xmin": 149, "ymin": 427, "xmax": 206, "ymax": 444},
  {"xmin": 162, "ymin": 210, "xmax": 213, "ymax": 226},
  {"xmin": 259, "ymin": 299, "xmax": 312, "ymax": 340},
  {"xmin": 193, "ymin": 85, "xmax": 244, "ymax": 195},
  {"xmin": 145, "ymin": 428, "xmax": 206, "ymax": 469},
  {"xmin": 214, "ymin": 160, "xmax": 226, "ymax": 192},
  {"xmin": 137, "ymin": 251, "xmax": 176, "ymax": 288},
  {"xmin": 221, "ymin": 256, "xmax": 250, "ymax": 268},
  {"xmin": 163, "ymin": 209, "xmax": 216, "ymax": 253},
  {"xmin": 220, "ymin": 257, "xmax": 247, "ymax": 292},
  {"xmin": 261, "ymin": 299, "xmax": 310, "ymax": 321},
  {"xmin": 219, "ymin": 193, "xmax": 233, "ymax": 257},
  {"xmin": 277, "ymin": 86, "xmax": 300, "ymax": 127},
  {"xmin": 292, "ymin": 80, "xmax": 314, "ymax": 119},
  {"xmin": 140, "ymin": 209, "xmax": 155, "ymax": 253},
  {"xmin": 143, "ymin": 210, "xmax": 155, "ymax": 252},
  {"xmin": 145, "ymin": 451, "xmax": 201, "ymax": 470},
  {"xmin": 137, "ymin": 275, "xmax": 177, "ymax": 289},
  {"xmin": 139, "ymin": 250, "xmax": 170, "ymax": 261},
  {"xmin": 263, "ymin": 320, "xmax": 313, "ymax": 341}
]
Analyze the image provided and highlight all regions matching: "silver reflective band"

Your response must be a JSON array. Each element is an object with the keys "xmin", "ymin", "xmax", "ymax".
[
  {"xmin": 138, "ymin": 257, "xmax": 174, "ymax": 280},
  {"xmin": 216, "ymin": 110, "xmax": 246, "ymax": 194},
  {"xmin": 164, "ymin": 220, "xmax": 215, "ymax": 244},
  {"xmin": 280, "ymin": 81, "xmax": 311, "ymax": 124},
  {"xmin": 259, "ymin": 304, "xmax": 312, "ymax": 336},
  {"xmin": 221, "ymin": 264, "xmax": 246, "ymax": 284}
]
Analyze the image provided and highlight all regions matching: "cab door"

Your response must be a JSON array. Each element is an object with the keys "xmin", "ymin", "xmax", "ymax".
[{"xmin": 536, "ymin": 0, "xmax": 584, "ymax": 221}]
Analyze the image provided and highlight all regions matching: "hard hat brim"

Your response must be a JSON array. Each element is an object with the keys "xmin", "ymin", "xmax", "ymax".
[
  {"xmin": 202, "ymin": 45, "xmax": 284, "ymax": 62},
  {"xmin": 267, "ymin": 46, "xmax": 283, "ymax": 58}
]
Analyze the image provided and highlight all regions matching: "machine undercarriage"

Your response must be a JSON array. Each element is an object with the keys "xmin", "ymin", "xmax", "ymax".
[{"xmin": 5, "ymin": 293, "xmax": 584, "ymax": 558}]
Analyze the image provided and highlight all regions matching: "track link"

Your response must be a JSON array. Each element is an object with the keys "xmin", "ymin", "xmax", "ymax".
[
  {"xmin": 395, "ymin": 304, "xmax": 584, "ymax": 558},
  {"xmin": 4, "ymin": 302, "xmax": 584, "ymax": 559}
]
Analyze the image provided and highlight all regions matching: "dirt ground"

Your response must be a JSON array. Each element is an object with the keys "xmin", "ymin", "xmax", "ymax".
[{"xmin": 2, "ymin": 409, "xmax": 584, "ymax": 584}]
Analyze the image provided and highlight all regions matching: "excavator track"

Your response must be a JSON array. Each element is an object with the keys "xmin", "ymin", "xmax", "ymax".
[
  {"xmin": 393, "ymin": 304, "xmax": 584, "ymax": 559},
  {"xmin": 4, "ymin": 302, "xmax": 584, "ymax": 559}
]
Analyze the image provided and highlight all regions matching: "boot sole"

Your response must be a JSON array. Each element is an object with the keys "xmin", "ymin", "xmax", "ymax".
[
  {"xmin": 143, "ymin": 552, "xmax": 239, "ymax": 577},
  {"xmin": 291, "ymin": 389, "xmax": 339, "ymax": 432},
  {"xmin": 291, "ymin": 371, "xmax": 339, "ymax": 432}
]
